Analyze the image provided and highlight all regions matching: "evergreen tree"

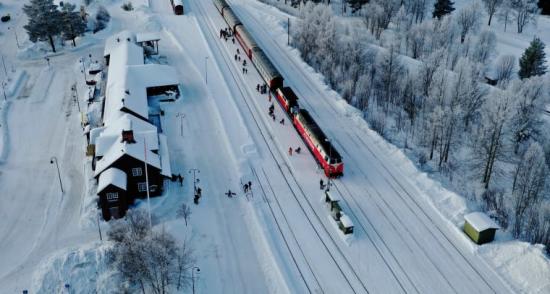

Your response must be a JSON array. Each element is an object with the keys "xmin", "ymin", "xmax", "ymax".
[
  {"xmin": 23, "ymin": 0, "xmax": 62, "ymax": 52},
  {"xmin": 432, "ymin": 0, "xmax": 455, "ymax": 19},
  {"xmin": 347, "ymin": 0, "xmax": 369, "ymax": 13},
  {"xmin": 60, "ymin": 3, "xmax": 86, "ymax": 47},
  {"xmin": 518, "ymin": 37, "xmax": 547, "ymax": 79}
]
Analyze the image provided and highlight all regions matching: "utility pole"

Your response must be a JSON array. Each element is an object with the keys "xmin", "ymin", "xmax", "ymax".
[
  {"xmin": 79, "ymin": 58, "xmax": 88, "ymax": 83},
  {"xmin": 205, "ymin": 56, "xmax": 208, "ymax": 84},
  {"xmin": 192, "ymin": 266, "xmax": 201, "ymax": 294},
  {"xmin": 189, "ymin": 168, "xmax": 200, "ymax": 194},
  {"xmin": 1, "ymin": 81, "xmax": 7, "ymax": 101},
  {"xmin": 97, "ymin": 212, "xmax": 103, "ymax": 241},
  {"xmin": 1, "ymin": 55, "xmax": 7, "ymax": 76},
  {"xmin": 287, "ymin": 18, "xmax": 290, "ymax": 46},
  {"xmin": 50, "ymin": 156, "xmax": 64, "ymax": 193},
  {"xmin": 176, "ymin": 113, "xmax": 185, "ymax": 137},
  {"xmin": 8, "ymin": 27, "xmax": 20, "ymax": 49},
  {"xmin": 144, "ymin": 139, "xmax": 153, "ymax": 232},
  {"xmin": 72, "ymin": 84, "xmax": 81, "ymax": 113}
]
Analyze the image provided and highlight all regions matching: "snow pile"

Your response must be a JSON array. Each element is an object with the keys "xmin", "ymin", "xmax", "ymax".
[
  {"xmin": 30, "ymin": 242, "xmax": 120, "ymax": 294},
  {"xmin": 478, "ymin": 242, "xmax": 550, "ymax": 294}
]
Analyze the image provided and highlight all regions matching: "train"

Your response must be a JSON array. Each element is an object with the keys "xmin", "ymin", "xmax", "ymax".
[
  {"xmin": 171, "ymin": 0, "xmax": 184, "ymax": 15},
  {"xmin": 213, "ymin": 0, "xmax": 343, "ymax": 177}
]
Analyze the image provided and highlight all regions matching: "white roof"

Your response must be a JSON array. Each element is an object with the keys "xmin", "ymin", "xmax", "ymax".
[
  {"xmin": 465, "ymin": 212, "xmax": 500, "ymax": 231},
  {"xmin": 340, "ymin": 214, "xmax": 353, "ymax": 228},
  {"xmin": 158, "ymin": 134, "xmax": 172, "ymax": 177},
  {"xmin": 95, "ymin": 114, "xmax": 159, "ymax": 157},
  {"xmin": 104, "ymin": 41, "xmax": 146, "ymax": 125},
  {"xmin": 97, "ymin": 167, "xmax": 127, "ymax": 193},
  {"xmin": 94, "ymin": 137, "xmax": 161, "ymax": 177},
  {"xmin": 136, "ymin": 32, "xmax": 162, "ymax": 43},
  {"xmin": 104, "ymin": 30, "xmax": 137, "ymax": 57},
  {"xmin": 104, "ymin": 63, "xmax": 178, "ymax": 125}
]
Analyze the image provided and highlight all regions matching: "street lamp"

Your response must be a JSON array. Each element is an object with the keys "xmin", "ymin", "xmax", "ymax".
[
  {"xmin": 176, "ymin": 113, "xmax": 185, "ymax": 137},
  {"xmin": 79, "ymin": 58, "xmax": 88, "ymax": 83},
  {"xmin": 50, "ymin": 156, "xmax": 64, "ymax": 193},
  {"xmin": 1, "ymin": 81, "xmax": 7, "ymax": 101},
  {"xmin": 8, "ymin": 26, "xmax": 20, "ymax": 49},
  {"xmin": 71, "ymin": 85, "xmax": 81, "ymax": 113},
  {"xmin": 191, "ymin": 266, "xmax": 200, "ymax": 294},
  {"xmin": 205, "ymin": 56, "xmax": 208, "ymax": 84},
  {"xmin": 189, "ymin": 168, "xmax": 200, "ymax": 194}
]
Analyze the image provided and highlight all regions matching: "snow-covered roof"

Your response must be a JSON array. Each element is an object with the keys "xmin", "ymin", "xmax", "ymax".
[
  {"xmin": 104, "ymin": 30, "xmax": 137, "ymax": 57},
  {"xmin": 136, "ymin": 32, "xmax": 162, "ymax": 43},
  {"xmin": 104, "ymin": 63, "xmax": 178, "ymax": 125},
  {"xmin": 95, "ymin": 114, "xmax": 159, "ymax": 157},
  {"xmin": 158, "ymin": 134, "xmax": 172, "ymax": 177},
  {"xmin": 340, "ymin": 214, "xmax": 353, "ymax": 228},
  {"xmin": 94, "ymin": 138, "xmax": 161, "ymax": 177},
  {"xmin": 464, "ymin": 212, "xmax": 499, "ymax": 232},
  {"xmin": 104, "ymin": 41, "xmax": 146, "ymax": 125},
  {"xmin": 97, "ymin": 167, "xmax": 127, "ymax": 193}
]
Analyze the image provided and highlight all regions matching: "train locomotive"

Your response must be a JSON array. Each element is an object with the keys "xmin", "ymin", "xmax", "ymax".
[{"xmin": 213, "ymin": 0, "xmax": 343, "ymax": 177}]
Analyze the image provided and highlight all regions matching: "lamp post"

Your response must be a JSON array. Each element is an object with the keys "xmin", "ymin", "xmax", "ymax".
[
  {"xmin": 176, "ymin": 113, "xmax": 185, "ymax": 137},
  {"xmin": 191, "ymin": 266, "xmax": 200, "ymax": 294},
  {"xmin": 50, "ymin": 156, "xmax": 64, "ymax": 193},
  {"xmin": 79, "ymin": 58, "xmax": 87, "ymax": 83},
  {"xmin": 71, "ymin": 84, "xmax": 81, "ymax": 113},
  {"xmin": 8, "ymin": 27, "xmax": 20, "ymax": 49},
  {"xmin": 189, "ymin": 168, "xmax": 200, "ymax": 194},
  {"xmin": 1, "ymin": 81, "xmax": 7, "ymax": 101},
  {"xmin": 1, "ymin": 55, "xmax": 7, "ymax": 76},
  {"xmin": 204, "ymin": 56, "xmax": 208, "ymax": 84}
]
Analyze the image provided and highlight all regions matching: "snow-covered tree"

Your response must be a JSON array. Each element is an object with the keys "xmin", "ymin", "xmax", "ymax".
[
  {"xmin": 60, "ymin": 2, "xmax": 86, "ymax": 47},
  {"xmin": 403, "ymin": 0, "xmax": 430, "ymax": 23},
  {"xmin": 509, "ymin": 76, "xmax": 547, "ymax": 151},
  {"xmin": 456, "ymin": 2, "xmax": 483, "ymax": 43},
  {"xmin": 474, "ymin": 90, "xmax": 513, "ymax": 188},
  {"xmin": 23, "ymin": 0, "xmax": 62, "ymax": 52},
  {"xmin": 433, "ymin": 0, "xmax": 455, "ymax": 19},
  {"xmin": 511, "ymin": 142, "xmax": 547, "ymax": 238},
  {"xmin": 482, "ymin": 0, "xmax": 503, "ymax": 25},
  {"xmin": 518, "ymin": 37, "xmax": 547, "ymax": 79},
  {"xmin": 108, "ymin": 209, "xmax": 195, "ymax": 293},
  {"xmin": 511, "ymin": 0, "xmax": 539, "ymax": 33},
  {"xmin": 471, "ymin": 30, "xmax": 497, "ymax": 65},
  {"xmin": 497, "ymin": 0, "xmax": 514, "ymax": 31},
  {"xmin": 494, "ymin": 54, "xmax": 516, "ymax": 83}
]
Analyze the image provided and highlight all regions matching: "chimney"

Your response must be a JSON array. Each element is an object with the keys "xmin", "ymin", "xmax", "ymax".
[{"xmin": 121, "ymin": 130, "xmax": 136, "ymax": 144}]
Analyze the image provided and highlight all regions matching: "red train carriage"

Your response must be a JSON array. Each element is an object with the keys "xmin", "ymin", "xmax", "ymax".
[
  {"xmin": 275, "ymin": 87, "xmax": 299, "ymax": 114},
  {"xmin": 171, "ymin": 0, "xmax": 184, "ymax": 15},
  {"xmin": 293, "ymin": 109, "xmax": 343, "ymax": 177}
]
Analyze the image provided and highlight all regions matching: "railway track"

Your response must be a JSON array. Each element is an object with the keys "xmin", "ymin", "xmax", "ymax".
[
  {"xmin": 191, "ymin": 1, "xmax": 371, "ymax": 292},
  {"xmin": 226, "ymin": 2, "xmax": 512, "ymax": 293}
]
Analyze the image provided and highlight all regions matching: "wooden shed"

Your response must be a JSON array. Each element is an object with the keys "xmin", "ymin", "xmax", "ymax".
[{"xmin": 463, "ymin": 212, "xmax": 499, "ymax": 245}]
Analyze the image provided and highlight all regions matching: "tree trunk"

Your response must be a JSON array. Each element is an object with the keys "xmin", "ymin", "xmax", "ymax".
[
  {"xmin": 48, "ymin": 35, "xmax": 56, "ymax": 53},
  {"xmin": 488, "ymin": 13, "xmax": 493, "ymax": 26},
  {"xmin": 72, "ymin": 38, "xmax": 76, "ymax": 47}
]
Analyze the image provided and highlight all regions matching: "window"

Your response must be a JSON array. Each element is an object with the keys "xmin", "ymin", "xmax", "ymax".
[
  {"xmin": 106, "ymin": 192, "xmax": 119, "ymax": 201},
  {"xmin": 138, "ymin": 182, "xmax": 147, "ymax": 192},
  {"xmin": 132, "ymin": 167, "xmax": 143, "ymax": 177}
]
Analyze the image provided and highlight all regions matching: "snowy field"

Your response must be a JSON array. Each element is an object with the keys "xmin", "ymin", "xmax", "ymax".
[{"xmin": 0, "ymin": 0, "xmax": 548, "ymax": 293}]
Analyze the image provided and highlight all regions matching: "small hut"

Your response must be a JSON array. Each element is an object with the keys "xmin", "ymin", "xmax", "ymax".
[{"xmin": 463, "ymin": 212, "xmax": 499, "ymax": 245}]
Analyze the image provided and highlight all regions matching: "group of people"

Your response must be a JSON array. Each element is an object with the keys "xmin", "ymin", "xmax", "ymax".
[
  {"xmin": 219, "ymin": 27, "xmax": 233, "ymax": 40},
  {"xmin": 288, "ymin": 147, "xmax": 301, "ymax": 156},
  {"xmin": 256, "ymin": 83, "xmax": 268, "ymax": 94},
  {"xmin": 193, "ymin": 187, "xmax": 203, "ymax": 204},
  {"xmin": 243, "ymin": 181, "xmax": 252, "ymax": 193}
]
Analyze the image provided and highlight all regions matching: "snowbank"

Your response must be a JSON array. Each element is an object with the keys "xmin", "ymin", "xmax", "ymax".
[{"xmin": 30, "ymin": 242, "xmax": 119, "ymax": 294}]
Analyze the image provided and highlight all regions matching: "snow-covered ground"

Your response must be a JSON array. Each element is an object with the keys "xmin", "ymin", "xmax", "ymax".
[{"xmin": 0, "ymin": 0, "xmax": 548, "ymax": 293}]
